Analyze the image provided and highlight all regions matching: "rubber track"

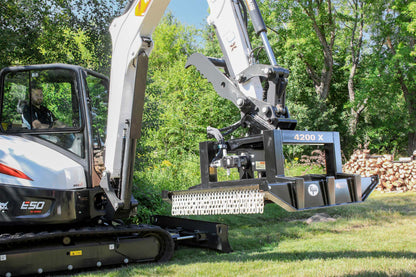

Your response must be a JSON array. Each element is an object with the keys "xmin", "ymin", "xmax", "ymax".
[{"xmin": 0, "ymin": 224, "xmax": 175, "ymax": 262}]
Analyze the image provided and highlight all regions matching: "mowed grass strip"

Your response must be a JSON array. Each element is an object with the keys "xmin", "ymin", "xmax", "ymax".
[{"xmin": 69, "ymin": 192, "xmax": 416, "ymax": 277}]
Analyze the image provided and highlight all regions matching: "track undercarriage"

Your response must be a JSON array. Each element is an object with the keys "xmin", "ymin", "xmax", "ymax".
[
  {"xmin": 0, "ymin": 224, "xmax": 174, "ymax": 276},
  {"xmin": 0, "ymin": 216, "xmax": 231, "ymax": 276}
]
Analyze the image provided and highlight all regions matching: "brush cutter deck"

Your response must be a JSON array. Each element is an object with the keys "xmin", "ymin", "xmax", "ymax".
[{"xmin": 165, "ymin": 129, "xmax": 379, "ymax": 215}]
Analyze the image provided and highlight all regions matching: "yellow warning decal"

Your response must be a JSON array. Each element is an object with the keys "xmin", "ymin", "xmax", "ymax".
[
  {"xmin": 135, "ymin": 0, "xmax": 151, "ymax": 16},
  {"xmin": 70, "ymin": 250, "xmax": 82, "ymax": 256}
]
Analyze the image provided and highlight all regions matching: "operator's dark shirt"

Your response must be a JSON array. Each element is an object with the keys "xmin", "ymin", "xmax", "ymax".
[{"xmin": 22, "ymin": 105, "xmax": 55, "ymax": 129}]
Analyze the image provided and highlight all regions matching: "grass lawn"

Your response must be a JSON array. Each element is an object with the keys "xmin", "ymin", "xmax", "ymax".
[{"xmin": 67, "ymin": 191, "xmax": 416, "ymax": 277}]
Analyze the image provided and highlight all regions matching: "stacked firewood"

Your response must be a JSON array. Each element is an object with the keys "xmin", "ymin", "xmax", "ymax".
[{"xmin": 343, "ymin": 149, "xmax": 416, "ymax": 192}]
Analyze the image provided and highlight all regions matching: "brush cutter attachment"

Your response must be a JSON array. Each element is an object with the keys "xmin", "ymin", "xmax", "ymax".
[{"xmin": 164, "ymin": 129, "xmax": 378, "ymax": 215}]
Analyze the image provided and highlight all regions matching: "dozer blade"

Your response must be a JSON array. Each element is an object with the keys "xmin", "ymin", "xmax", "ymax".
[
  {"xmin": 152, "ymin": 215, "xmax": 232, "ymax": 253},
  {"xmin": 164, "ymin": 174, "xmax": 378, "ymax": 216}
]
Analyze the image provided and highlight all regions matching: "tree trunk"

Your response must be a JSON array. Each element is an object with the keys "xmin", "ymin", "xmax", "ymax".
[
  {"xmin": 297, "ymin": 0, "xmax": 336, "ymax": 101},
  {"xmin": 398, "ymin": 73, "xmax": 416, "ymax": 155},
  {"xmin": 386, "ymin": 31, "xmax": 416, "ymax": 155},
  {"xmin": 347, "ymin": 0, "xmax": 365, "ymax": 136},
  {"xmin": 408, "ymin": 131, "xmax": 416, "ymax": 155}
]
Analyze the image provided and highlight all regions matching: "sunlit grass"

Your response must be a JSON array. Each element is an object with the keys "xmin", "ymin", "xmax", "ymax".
[{"xmin": 66, "ymin": 192, "xmax": 416, "ymax": 277}]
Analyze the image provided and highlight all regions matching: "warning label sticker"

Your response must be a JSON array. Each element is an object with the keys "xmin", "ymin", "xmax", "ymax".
[
  {"xmin": 70, "ymin": 250, "xmax": 82, "ymax": 256},
  {"xmin": 255, "ymin": 161, "xmax": 266, "ymax": 170}
]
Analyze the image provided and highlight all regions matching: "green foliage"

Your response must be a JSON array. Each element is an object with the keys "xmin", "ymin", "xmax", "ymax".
[
  {"xmin": 42, "ymin": 82, "xmax": 74, "ymax": 125},
  {"xmin": 86, "ymin": 74, "xmax": 108, "ymax": 141},
  {"xmin": 0, "ymin": 0, "xmax": 124, "ymax": 72},
  {"xmin": 2, "ymin": 82, "xmax": 27, "ymax": 125},
  {"xmin": 130, "ymin": 171, "xmax": 171, "ymax": 224}
]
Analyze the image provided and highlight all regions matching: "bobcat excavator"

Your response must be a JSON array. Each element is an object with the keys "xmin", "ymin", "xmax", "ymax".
[{"xmin": 0, "ymin": 0, "xmax": 378, "ymax": 275}]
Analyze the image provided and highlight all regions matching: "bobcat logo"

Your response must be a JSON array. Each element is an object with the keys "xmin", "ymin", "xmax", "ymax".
[
  {"xmin": 307, "ymin": 184, "xmax": 319, "ymax": 197},
  {"xmin": 0, "ymin": 202, "xmax": 8, "ymax": 213}
]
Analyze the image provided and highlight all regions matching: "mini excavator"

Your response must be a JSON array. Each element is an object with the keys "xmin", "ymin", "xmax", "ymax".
[{"xmin": 0, "ymin": 0, "xmax": 378, "ymax": 276}]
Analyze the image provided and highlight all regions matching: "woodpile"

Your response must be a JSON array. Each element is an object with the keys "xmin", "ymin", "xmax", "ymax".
[{"xmin": 343, "ymin": 149, "xmax": 416, "ymax": 192}]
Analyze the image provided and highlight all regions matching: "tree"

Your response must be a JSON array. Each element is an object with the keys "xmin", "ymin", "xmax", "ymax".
[
  {"xmin": 367, "ymin": 0, "xmax": 416, "ymax": 154},
  {"xmin": 290, "ymin": 0, "xmax": 337, "ymax": 101},
  {"xmin": 0, "ymin": 0, "xmax": 50, "ymax": 67},
  {"xmin": 259, "ymin": 0, "xmax": 348, "ymax": 136},
  {"xmin": 338, "ymin": 0, "xmax": 366, "ymax": 135},
  {"xmin": 0, "ymin": 0, "xmax": 125, "ymax": 73}
]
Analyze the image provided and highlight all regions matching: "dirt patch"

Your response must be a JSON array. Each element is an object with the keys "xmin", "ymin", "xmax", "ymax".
[{"xmin": 304, "ymin": 213, "xmax": 336, "ymax": 224}]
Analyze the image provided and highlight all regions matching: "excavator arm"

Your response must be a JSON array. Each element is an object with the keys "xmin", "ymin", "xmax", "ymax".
[
  {"xmin": 102, "ymin": 0, "xmax": 300, "ymax": 217},
  {"xmin": 102, "ymin": 0, "xmax": 169, "ymax": 216}
]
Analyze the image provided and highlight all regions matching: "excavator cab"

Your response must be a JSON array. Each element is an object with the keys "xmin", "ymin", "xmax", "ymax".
[
  {"xmin": 0, "ymin": 64, "xmax": 112, "ymax": 226},
  {"xmin": 0, "ymin": 64, "xmax": 108, "ymax": 159},
  {"xmin": 0, "ymin": 64, "xmax": 181, "ymax": 276}
]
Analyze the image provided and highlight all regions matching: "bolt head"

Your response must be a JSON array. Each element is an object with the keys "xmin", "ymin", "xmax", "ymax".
[
  {"xmin": 262, "ymin": 106, "xmax": 271, "ymax": 116},
  {"xmin": 236, "ymin": 98, "xmax": 244, "ymax": 107},
  {"xmin": 235, "ymin": 74, "xmax": 245, "ymax": 83}
]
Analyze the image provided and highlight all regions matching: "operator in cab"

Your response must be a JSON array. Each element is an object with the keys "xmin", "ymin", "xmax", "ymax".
[{"xmin": 23, "ymin": 86, "xmax": 60, "ymax": 129}]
